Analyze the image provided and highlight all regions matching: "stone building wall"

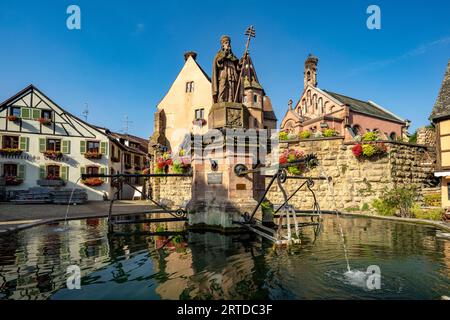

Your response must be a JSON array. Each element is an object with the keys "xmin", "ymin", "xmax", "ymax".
[{"xmin": 265, "ymin": 138, "xmax": 437, "ymax": 211}]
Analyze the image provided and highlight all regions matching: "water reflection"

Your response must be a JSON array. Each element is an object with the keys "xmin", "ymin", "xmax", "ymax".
[{"xmin": 0, "ymin": 216, "xmax": 449, "ymax": 300}]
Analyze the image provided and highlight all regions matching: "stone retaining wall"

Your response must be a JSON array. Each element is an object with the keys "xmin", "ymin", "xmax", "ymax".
[
  {"xmin": 149, "ymin": 138, "xmax": 437, "ymax": 211},
  {"xmin": 265, "ymin": 138, "xmax": 437, "ymax": 211},
  {"xmin": 150, "ymin": 176, "xmax": 192, "ymax": 208}
]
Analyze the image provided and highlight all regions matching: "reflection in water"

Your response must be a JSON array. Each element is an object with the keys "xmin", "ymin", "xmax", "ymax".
[{"xmin": 0, "ymin": 216, "xmax": 449, "ymax": 300}]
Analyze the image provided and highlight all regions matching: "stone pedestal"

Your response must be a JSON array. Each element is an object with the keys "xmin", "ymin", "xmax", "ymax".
[
  {"xmin": 208, "ymin": 102, "xmax": 250, "ymax": 129},
  {"xmin": 187, "ymin": 150, "xmax": 262, "ymax": 230}
]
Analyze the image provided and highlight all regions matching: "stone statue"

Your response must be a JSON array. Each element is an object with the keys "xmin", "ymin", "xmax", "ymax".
[{"xmin": 212, "ymin": 35, "xmax": 243, "ymax": 103}]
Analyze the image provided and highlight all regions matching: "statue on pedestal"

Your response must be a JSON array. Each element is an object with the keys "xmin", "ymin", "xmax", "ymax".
[{"xmin": 212, "ymin": 35, "xmax": 243, "ymax": 103}]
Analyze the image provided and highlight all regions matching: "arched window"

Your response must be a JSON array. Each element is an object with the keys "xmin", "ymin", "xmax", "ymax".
[
  {"xmin": 313, "ymin": 94, "xmax": 317, "ymax": 111},
  {"xmin": 389, "ymin": 132, "xmax": 397, "ymax": 141},
  {"xmin": 352, "ymin": 125, "xmax": 362, "ymax": 136},
  {"xmin": 253, "ymin": 95, "xmax": 258, "ymax": 103},
  {"xmin": 318, "ymin": 98, "xmax": 323, "ymax": 114}
]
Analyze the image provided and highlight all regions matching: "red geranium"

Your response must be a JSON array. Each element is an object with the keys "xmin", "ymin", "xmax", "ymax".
[
  {"xmin": 165, "ymin": 159, "xmax": 173, "ymax": 166},
  {"xmin": 352, "ymin": 144, "xmax": 363, "ymax": 157}
]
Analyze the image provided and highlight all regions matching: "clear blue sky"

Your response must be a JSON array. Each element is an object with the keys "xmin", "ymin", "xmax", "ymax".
[{"xmin": 0, "ymin": 0, "xmax": 449, "ymax": 138}]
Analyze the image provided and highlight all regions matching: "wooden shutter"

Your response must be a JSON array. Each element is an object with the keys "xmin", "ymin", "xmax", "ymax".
[
  {"xmin": 100, "ymin": 167, "xmax": 107, "ymax": 182},
  {"xmin": 100, "ymin": 142, "xmax": 107, "ymax": 155},
  {"xmin": 19, "ymin": 137, "xmax": 29, "ymax": 151},
  {"xmin": 20, "ymin": 108, "xmax": 31, "ymax": 119},
  {"xmin": 80, "ymin": 140, "xmax": 86, "ymax": 154},
  {"xmin": 17, "ymin": 164, "xmax": 26, "ymax": 180},
  {"xmin": 61, "ymin": 166, "xmax": 69, "ymax": 181},
  {"xmin": 39, "ymin": 165, "xmax": 46, "ymax": 179},
  {"xmin": 62, "ymin": 140, "xmax": 71, "ymax": 154},
  {"xmin": 39, "ymin": 138, "xmax": 46, "ymax": 152},
  {"xmin": 32, "ymin": 109, "xmax": 41, "ymax": 120}
]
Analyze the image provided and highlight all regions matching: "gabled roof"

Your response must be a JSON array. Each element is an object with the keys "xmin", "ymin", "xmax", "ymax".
[
  {"xmin": 0, "ymin": 84, "xmax": 108, "ymax": 138},
  {"xmin": 323, "ymin": 90, "xmax": 405, "ymax": 124},
  {"xmin": 430, "ymin": 60, "xmax": 450, "ymax": 121}
]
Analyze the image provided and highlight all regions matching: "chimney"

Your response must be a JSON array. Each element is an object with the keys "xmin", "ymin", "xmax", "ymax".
[{"xmin": 184, "ymin": 51, "xmax": 198, "ymax": 62}]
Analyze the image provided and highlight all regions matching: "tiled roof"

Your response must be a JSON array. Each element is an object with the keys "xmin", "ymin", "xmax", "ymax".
[
  {"xmin": 430, "ymin": 60, "xmax": 450, "ymax": 121},
  {"xmin": 324, "ymin": 90, "xmax": 404, "ymax": 123}
]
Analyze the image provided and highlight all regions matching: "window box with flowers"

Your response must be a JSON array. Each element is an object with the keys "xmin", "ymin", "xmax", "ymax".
[
  {"xmin": 192, "ymin": 118, "xmax": 207, "ymax": 126},
  {"xmin": 38, "ymin": 117, "xmax": 52, "ymax": 125},
  {"xmin": 43, "ymin": 150, "xmax": 63, "ymax": 160},
  {"xmin": 5, "ymin": 176, "xmax": 23, "ymax": 186},
  {"xmin": 0, "ymin": 148, "xmax": 23, "ymax": 156},
  {"xmin": 7, "ymin": 115, "xmax": 20, "ymax": 122},
  {"xmin": 84, "ymin": 151, "xmax": 102, "ymax": 159},
  {"xmin": 82, "ymin": 177, "xmax": 104, "ymax": 187}
]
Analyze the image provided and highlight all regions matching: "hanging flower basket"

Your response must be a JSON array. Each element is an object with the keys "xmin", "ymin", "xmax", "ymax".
[
  {"xmin": 192, "ymin": 118, "xmax": 207, "ymax": 126},
  {"xmin": 0, "ymin": 148, "xmax": 23, "ymax": 156},
  {"xmin": 7, "ymin": 115, "xmax": 19, "ymax": 122},
  {"xmin": 5, "ymin": 176, "xmax": 23, "ymax": 186},
  {"xmin": 279, "ymin": 149, "xmax": 307, "ymax": 175},
  {"xmin": 38, "ymin": 117, "xmax": 52, "ymax": 125},
  {"xmin": 82, "ymin": 177, "xmax": 104, "ymax": 186},
  {"xmin": 43, "ymin": 150, "xmax": 63, "ymax": 160},
  {"xmin": 84, "ymin": 151, "xmax": 102, "ymax": 159},
  {"xmin": 352, "ymin": 142, "xmax": 388, "ymax": 160}
]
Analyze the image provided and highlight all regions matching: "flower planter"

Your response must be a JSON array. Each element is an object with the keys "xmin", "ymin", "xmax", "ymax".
[
  {"xmin": 84, "ymin": 152, "xmax": 102, "ymax": 159},
  {"xmin": 38, "ymin": 118, "xmax": 52, "ymax": 125},
  {"xmin": 192, "ymin": 118, "xmax": 207, "ymax": 126},
  {"xmin": 37, "ymin": 179, "xmax": 65, "ymax": 187},
  {"xmin": 7, "ymin": 115, "xmax": 20, "ymax": 122},
  {"xmin": 82, "ymin": 178, "xmax": 104, "ymax": 187},
  {"xmin": 5, "ymin": 177, "xmax": 23, "ymax": 186},
  {"xmin": 352, "ymin": 142, "xmax": 388, "ymax": 160},
  {"xmin": 43, "ymin": 150, "xmax": 63, "ymax": 160},
  {"xmin": 0, "ymin": 148, "xmax": 23, "ymax": 156}
]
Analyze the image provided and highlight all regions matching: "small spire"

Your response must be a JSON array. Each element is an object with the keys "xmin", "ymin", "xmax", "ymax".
[{"xmin": 288, "ymin": 99, "xmax": 293, "ymax": 110}]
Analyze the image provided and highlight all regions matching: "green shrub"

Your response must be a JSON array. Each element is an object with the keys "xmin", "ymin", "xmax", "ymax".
[
  {"xmin": 411, "ymin": 205, "xmax": 444, "ymax": 221},
  {"xmin": 423, "ymin": 193, "xmax": 441, "ymax": 207},
  {"xmin": 171, "ymin": 160, "xmax": 184, "ymax": 174},
  {"xmin": 362, "ymin": 144, "xmax": 376, "ymax": 157},
  {"xmin": 371, "ymin": 198, "xmax": 396, "ymax": 216},
  {"xmin": 279, "ymin": 131, "xmax": 289, "ymax": 141},
  {"xmin": 363, "ymin": 131, "xmax": 378, "ymax": 141},
  {"xmin": 361, "ymin": 203, "xmax": 370, "ymax": 211},
  {"xmin": 299, "ymin": 131, "xmax": 311, "ymax": 139},
  {"xmin": 371, "ymin": 186, "xmax": 418, "ymax": 217},
  {"xmin": 323, "ymin": 128, "xmax": 337, "ymax": 137},
  {"xmin": 344, "ymin": 206, "xmax": 360, "ymax": 212}
]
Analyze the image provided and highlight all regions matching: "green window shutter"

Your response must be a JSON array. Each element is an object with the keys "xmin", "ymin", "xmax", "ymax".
[
  {"xmin": 61, "ymin": 166, "xmax": 69, "ymax": 181},
  {"xmin": 100, "ymin": 142, "xmax": 107, "ymax": 155},
  {"xmin": 100, "ymin": 167, "xmax": 107, "ymax": 182},
  {"xmin": 17, "ymin": 165, "xmax": 26, "ymax": 180},
  {"xmin": 39, "ymin": 138, "xmax": 46, "ymax": 152},
  {"xmin": 32, "ymin": 109, "xmax": 41, "ymax": 120},
  {"xmin": 62, "ymin": 140, "xmax": 71, "ymax": 154},
  {"xmin": 20, "ymin": 108, "xmax": 31, "ymax": 119},
  {"xmin": 19, "ymin": 137, "xmax": 29, "ymax": 151},
  {"xmin": 39, "ymin": 165, "xmax": 46, "ymax": 179},
  {"xmin": 80, "ymin": 140, "xmax": 86, "ymax": 154}
]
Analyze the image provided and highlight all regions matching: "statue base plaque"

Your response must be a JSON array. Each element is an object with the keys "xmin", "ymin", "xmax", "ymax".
[{"xmin": 208, "ymin": 102, "xmax": 249, "ymax": 129}]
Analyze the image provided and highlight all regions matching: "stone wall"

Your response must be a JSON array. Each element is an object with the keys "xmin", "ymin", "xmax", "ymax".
[
  {"xmin": 265, "ymin": 138, "xmax": 437, "ymax": 211},
  {"xmin": 149, "ymin": 137, "xmax": 437, "ymax": 212},
  {"xmin": 150, "ymin": 176, "xmax": 192, "ymax": 208},
  {"xmin": 416, "ymin": 127, "xmax": 436, "ymax": 146}
]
